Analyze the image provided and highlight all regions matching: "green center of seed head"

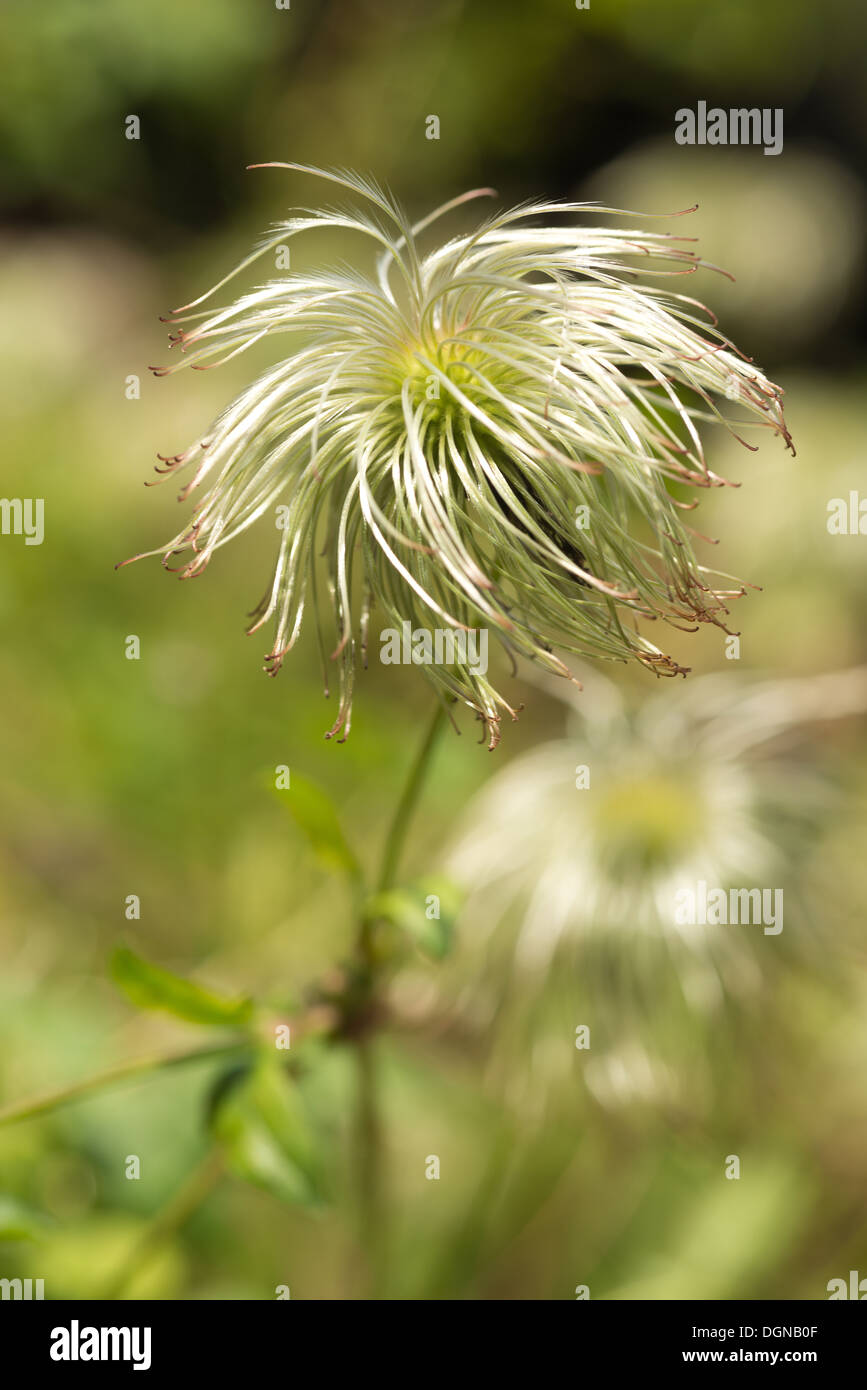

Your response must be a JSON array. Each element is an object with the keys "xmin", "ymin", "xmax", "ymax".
[
  {"xmin": 596, "ymin": 775, "xmax": 704, "ymax": 871},
  {"xmin": 402, "ymin": 331, "xmax": 488, "ymax": 423}
]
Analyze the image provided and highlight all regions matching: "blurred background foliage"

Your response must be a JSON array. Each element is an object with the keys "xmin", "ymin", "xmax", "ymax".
[{"xmin": 1, "ymin": 0, "xmax": 866, "ymax": 1299}]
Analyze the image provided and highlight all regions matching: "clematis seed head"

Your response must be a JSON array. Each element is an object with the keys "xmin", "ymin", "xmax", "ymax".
[{"xmin": 122, "ymin": 164, "xmax": 792, "ymax": 748}]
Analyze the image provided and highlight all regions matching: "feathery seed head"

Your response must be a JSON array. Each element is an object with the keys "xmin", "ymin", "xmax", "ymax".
[{"xmin": 125, "ymin": 164, "xmax": 792, "ymax": 747}]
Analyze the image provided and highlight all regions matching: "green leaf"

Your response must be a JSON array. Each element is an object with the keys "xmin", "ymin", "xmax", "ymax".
[
  {"xmin": 364, "ymin": 875, "xmax": 461, "ymax": 959},
  {"xmin": 109, "ymin": 947, "xmax": 254, "ymax": 1028},
  {"xmin": 278, "ymin": 773, "xmax": 361, "ymax": 881},
  {"xmin": 210, "ymin": 1055, "xmax": 325, "ymax": 1209},
  {"xmin": 0, "ymin": 1195, "xmax": 51, "ymax": 1242}
]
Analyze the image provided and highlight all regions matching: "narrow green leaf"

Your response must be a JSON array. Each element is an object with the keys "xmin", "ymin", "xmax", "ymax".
[
  {"xmin": 210, "ymin": 1055, "xmax": 325, "ymax": 1209},
  {"xmin": 0, "ymin": 1195, "xmax": 51, "ymax": 1242},
  {"xmin": 364, "ymin": 875, "xmax": 461, "ymax": 959},
  {"xmin": 278, "ymin": 773, "xmax": 362, "ymax": 881},
  {"xmin": 109, "ymin": 947, "xmax": 254, "ymax": 1028}
]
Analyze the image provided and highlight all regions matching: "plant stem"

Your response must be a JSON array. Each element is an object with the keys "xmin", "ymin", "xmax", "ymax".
[
  {"xmin": 354, "ymin": 699, "xmax": 448, "ymax": 1294},
  {"xmin": 375, "ymin": 701, "xmax": 449, "ymax": 897},
  {"xmin": 103, "ymin": 1147, "xmax": 225, "ymax": 1300},
  {"xmin": 354, "ymin": 1032, "xmax": 381, "ymax": 1284},
  {"xmin": 0, "ymin": 1040, "xmax": 251, "ymax": 1128}
]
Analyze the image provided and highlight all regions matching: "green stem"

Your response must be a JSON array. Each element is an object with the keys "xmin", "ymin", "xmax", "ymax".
[
  {"xmin": 0, "ymin": 1040, "xmax": 251, "ymax": 1128},
  {"xmin": 354, "ymin": 699, "xmax": 448, "ymax": 1294},
  {"xmin": 103, "ymin": 1147, "xmax": 225, "ymax": 1300},
  {"xmin": 376, "ymin": 701, "xmax": 449, "ymax": 896},
  {"xmin": 355, "ymin": 1032, "xmax": 381, "ymax": 1285}
]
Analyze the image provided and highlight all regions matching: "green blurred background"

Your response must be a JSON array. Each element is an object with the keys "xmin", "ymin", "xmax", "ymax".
[{"xmin": 1, "ymin": 0, "xmax": 866, "ymax": 1300}]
